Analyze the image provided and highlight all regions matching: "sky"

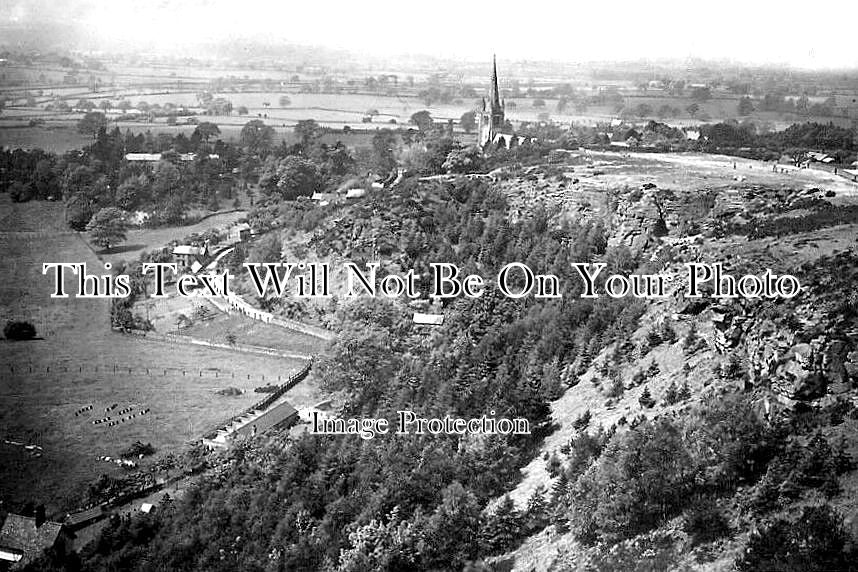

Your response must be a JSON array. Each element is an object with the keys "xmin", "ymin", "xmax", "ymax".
[{"xmin": 3, "ymin": 0, "xmax": 858, "ymax": 69}]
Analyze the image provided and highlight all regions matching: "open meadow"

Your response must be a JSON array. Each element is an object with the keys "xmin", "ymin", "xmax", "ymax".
[{"xmin": 0, "ymin": 202, "xmax": 323, "ymax": 512}]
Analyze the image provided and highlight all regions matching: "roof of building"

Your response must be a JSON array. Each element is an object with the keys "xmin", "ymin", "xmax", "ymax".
[
  {"xmin": 345, "ymin": 188, "xmax": 366, "ymax": 199},
  {"xmin": 64, "ymin": 506, "xmax": 105, "ymax": 528},
  {"xmin": 0, "ymin": 514, "xmax": 64, "ymax": 561},
  {"xmin": 140, "ymin": 503, "xmax": 154, "ymax": 513},
  {"xmin": 413, "ymin": 312, "xmax": 444, "ymax": 326},
  {"xmin": 173, "ymin": 245, "xmax": 204, "ymax": 256},
  {"xmin": 124, "ymin": 153, "xmax": 162, "ymax": 162},
  {"xmin": 231, "ymin": 400, "xmax": 298, "ymax": 438}
]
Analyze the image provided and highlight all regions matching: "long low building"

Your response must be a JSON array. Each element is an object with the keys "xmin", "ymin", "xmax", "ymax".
[{"xmin": 204, "ymin": 400, "xmax": 299, "ymax": 448}]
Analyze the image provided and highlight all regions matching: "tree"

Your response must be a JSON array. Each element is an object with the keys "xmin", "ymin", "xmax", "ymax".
[
  {"xmin": 294, "ymin": 119, "xmax": 320, "ymax": 147},
  {"xmin": 635, "ymin": 103, "xmax": 653, "ymax": 118},
  {"xmin": 193, "ymin": 121, "xmax": 220, "ymax": 143},
  {"xmin": 738, "ymin": 97, "xmax": 754, "ymax": 116},
  {"xmin": 371, "ymin": 129, "xmax": 398, "ymax": 174},
  {"xmin": 240, "ymin": 119, "xmax": 275, "ymax": 155},
  {"xmin": 278, "ymin": 95, "xmax": 292, "ymax": 107},
  {"xmin": 480, "ymin": 495, "xmax": 522, "ymax": 554},
  {"xmin": 570, "ymin": 419, "xmax": 694, "ymax": 544},
  {"xmin": 253, "ymin": 233, "xmax": 282, "ymax": 263},
  {"xmin": 442, "ymin": 145, "xmax": 483, "ymax": 174},
  {"xmin": 639, "ymin": 385, "xmax": 656, "ymax": 408},
  {"xmin": 77, "ymin": 111, "xmax": 107, "ymax": 139},
  {"xmin": 656, "ymin": 104, "xmax": 674, "ymax": 119},
  {"xmin": 736, "ymin": 506, "xmax": 854, "ymax": 572},
  {"xmin": 459, "ymin": 111, "xmax": 476, "ymax": 134},
  {"xmin": 236, "ymin": 105, "xmax": 249, "ymax": 115},
  {"xmin": 86, "ymin": 207, "xmax": 128, "ymax": 250},
  {"xmin": 691, "ymin": 86, "xmax": 711, "ymax": 101},
  {"xmin": 410, "ymin": 110, "xmax": 433, "ymax": 132},
  {"xmin": 4, "ymin": 320, "xmax": 36, "ymax": 340},
  {"xmin": 259, "ymin": 156, "xmax": 323, "ymax": 200},
  {"xmin": 686, "ymin": 102, "xmax": 700, "ymax": 118},
  {"xmin": 532, "ymin": 98, "xmax": 546, "ymax": 108}
]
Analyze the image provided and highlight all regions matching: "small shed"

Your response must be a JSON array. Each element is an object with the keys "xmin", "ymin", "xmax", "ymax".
[
  {"xmin": 228, "ymin": 223, "xmax": 252, "ymax": 243},
  {"xmin": 413, "ymin": 313, "xmax": 444, "ymax": 326}
]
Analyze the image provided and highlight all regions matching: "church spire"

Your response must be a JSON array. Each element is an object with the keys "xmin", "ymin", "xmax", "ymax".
[{"xmin": 490, "ymin": 54, "xmax": 501, "ymax": 112}]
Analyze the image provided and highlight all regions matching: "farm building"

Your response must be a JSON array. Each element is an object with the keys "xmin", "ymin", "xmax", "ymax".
[
  {"xmin": 233, "ymin": 400, "xmax": 299, "ymax": 439},
  {"xmin": 124, "ymin": 153, "xmax": 162, "ymax": 162},
  {"xmin": 172, "ymin": 244, "xmax": 208, "ymax": 268},
  {"xmin": 124, "ymin": 153, "xmax": 220, "ymax": 163},
  {"xmin": 204, "ymin": 400, "xmax": 300, "ymax": 448},
  {"xmin": 64, "ymin": 506, "xmax": 107, "ymax": 530},
  {"xmin": 345, "ymin": 188, "xmax": 366, "ymax": 199},
  {"xmin": 228, "ymin": 223, "xmax": 252, "ymax": 243},
  {"xmin": 0, "ymin": 514, "xmax": 72, "ymax": 568},
  {"xmin": 311, "ymin": 192, "xmax": 339, "ymax": 205},
  {"xmin": 806, "ymin": 151, "xmax": 835, "ymax": 163}
]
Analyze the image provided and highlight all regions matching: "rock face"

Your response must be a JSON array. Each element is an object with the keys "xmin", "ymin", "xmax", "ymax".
[
  {"xmin": 609, "ymin": 188, "xmax": 668, "ymax": 252},
  {"xmin": 712, "ymin": 299, "xmax": 857, "ymax": 405}
]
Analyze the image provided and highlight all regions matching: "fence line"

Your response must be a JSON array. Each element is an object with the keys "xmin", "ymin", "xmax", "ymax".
[
  {"xmin": 206, "ymin": 281, "xmax": 335, "ymax": 341},
  {"xmin": 125, "ymin": 329, "xmax": 314, "ymax": 360}
]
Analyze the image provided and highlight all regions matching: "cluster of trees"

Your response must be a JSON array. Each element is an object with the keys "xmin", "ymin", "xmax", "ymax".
[
  {"xmin": 699, "ymin": 121, "xmax": 856, "ymax": 162},
  {"xmin": 1, "ymin": 122, "xmax": 244, "ymax": 229},
  {"xmin": 547, "ymin": 392, "xmax": 855, "ymax": 568}
]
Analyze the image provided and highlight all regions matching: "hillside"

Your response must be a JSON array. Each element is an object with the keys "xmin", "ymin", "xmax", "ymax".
[{"xmin": 10, "ymin": 142, "xmax": 858, "ymax": 571}]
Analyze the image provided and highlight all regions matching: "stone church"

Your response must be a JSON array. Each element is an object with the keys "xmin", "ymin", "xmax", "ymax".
[{"xmin": 477, "ymin": 56, "xmax": 531, "ymax": 149}]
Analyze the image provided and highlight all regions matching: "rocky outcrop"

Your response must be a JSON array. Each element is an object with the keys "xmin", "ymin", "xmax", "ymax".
[
  {"xmin": 710, "ymin": 300, "xmax": 857, "ymax": 405},
  {"xmin": 609, "ymin": 188, "xmax": 669, "ymax": 252}
]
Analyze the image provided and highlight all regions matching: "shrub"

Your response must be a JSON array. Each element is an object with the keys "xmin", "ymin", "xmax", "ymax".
[
  {"xmin": 684, "ymin": 500, "xmax": 731, "ymax": 546},
  {"xmin": 572, "ymin": 409, "xmax": 592, "ymax": 431},
  {"xmin": 4, "ymin": 320, "xmax": 36, "ymax": 340},
  {"xmin": 736, "ymin": 506, "xmax": 855, "ymax": 572},
  {"xmin": 121, "ymin": 441, "xmax": 156, "ymax": 459}
]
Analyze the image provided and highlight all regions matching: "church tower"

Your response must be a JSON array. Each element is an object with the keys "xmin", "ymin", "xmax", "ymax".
[{"xmin": 478, "ymin": 55, "xmax": 505, "ymax": 147}]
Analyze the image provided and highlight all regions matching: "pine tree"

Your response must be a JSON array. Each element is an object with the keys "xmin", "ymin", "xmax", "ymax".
[
  {"xmin": 683, "ymin": 322, "xmax": 700, "ymax": 353},
  {"xmin": 523, "ymin": 487, "xmax": 548, "ymax": 534},
  {"xmin": 480, "ymin": 495, "xmax": 522, "ymax": 555},
  {"xmin": 663, "ymin": 379, "xmax": 679, "ymax": 405},
  {"xmin": 639, "ymin": 385, "xmax": 656, "ymax": 408},
  {"xmin": 678, "ymin": 380, "xmax": 692, "ymax": 401}
]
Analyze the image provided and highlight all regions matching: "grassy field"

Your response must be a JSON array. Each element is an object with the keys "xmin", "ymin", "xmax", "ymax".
[
  {"xmin": 0, "ymin": 203, "xmax": 319, "ymax": 512},
  {"xmin": 175, "ymin": 311, "xmax": 323, "ymax": 355},
  {"xmin": 98, "ymin": 210, "xmax": 247, "ymax": 265}
]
